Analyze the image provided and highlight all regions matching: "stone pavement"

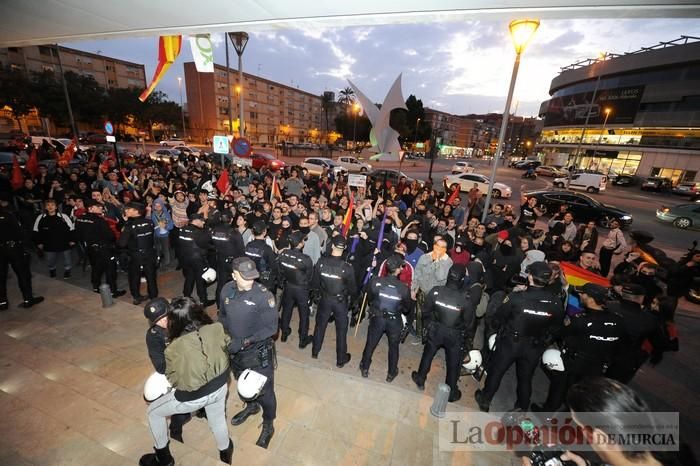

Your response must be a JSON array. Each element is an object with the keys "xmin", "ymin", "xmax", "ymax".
[{"xmin": 0, "ymin": 273, "xmax": 519, "ymax": 466}]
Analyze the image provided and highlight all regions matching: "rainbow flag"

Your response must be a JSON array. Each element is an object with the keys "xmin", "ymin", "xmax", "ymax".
[
  {"xmin": 341, "ymin": 192, "xmax": 355, "ymax": 237},
  {"xmin": 560, "ymin": 261, "xmax": 610, "ymax": 287},
  {"xmin": 139, "ymin": 35, "xmax": 182, "ymax": 102}
]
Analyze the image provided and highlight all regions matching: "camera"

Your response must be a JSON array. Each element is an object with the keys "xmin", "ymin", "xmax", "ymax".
[{"xmin": 529, "ymin": 446, "xmax": 576, "ymax": 466}]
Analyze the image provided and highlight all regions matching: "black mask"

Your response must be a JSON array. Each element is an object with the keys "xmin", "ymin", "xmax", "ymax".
[
  {"xmin": 500, "ymin": 243, "xmax": 513, "ymax": 256},
  {"xmin": 299, "ymin": 226, "xmax": 310, "ymax": 234},
  {"xmin": 405, "ymin": 238, "xmax": 419, "ymax": 253}
]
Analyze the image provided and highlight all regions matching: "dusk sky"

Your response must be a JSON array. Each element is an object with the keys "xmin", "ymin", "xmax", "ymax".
[{"xmin": 67, "ymin": 18, "xmax": 700, "ymax": 117}]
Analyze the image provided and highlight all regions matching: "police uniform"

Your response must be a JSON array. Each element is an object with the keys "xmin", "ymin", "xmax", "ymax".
[
  {"xmin": 311, "ymin": 236, "xmax": 357, "ymax": 366},
  {"xmin": 0, "ymin": 195, "xmax": 43, "ymax": 310},
  {"xmin": 211, "ymin": 221, "xmax": 245, "ymax": 304},
  {"xmin": 245, "ymin": 238, "xmax": 277, "ymax": 292},
  {"xmin": 219, "ymin": 257, "xmax": 278, "ymax": 448},
  {"xmin": 177, "ymin": 215, "xmax": 213, "ymax": 305},
  {"xmin": 412, "ymin": 265, "xmax": 474, "ymax": 400},
  {"xmin": 476, "ymin": 262, "xmax": 564, "ymax": 412},
  {"xmin": 118, "ymin": 203, "xmax": 158, "ymax": 303},
  {"xmin": 278, "ymin": 231, "xmax": 314, "ymax": 346},
  {"xmin": 359, "ymin": 257, "xmax": 411, "ymax": 382},
  {"xmin": 74, "ymin": 200, "xmax": 124, "ymax": 296}
]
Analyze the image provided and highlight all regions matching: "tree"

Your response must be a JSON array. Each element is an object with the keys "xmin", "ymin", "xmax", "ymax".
[
  {"xmin": 30, "ymin": 70, "xmax": 70, "ymax": 128},
  {"xmin": 0, "ymin": 66, "xmax": 38, "ymax": 131},
  {"xmin": 64, "ymin": 71, "xmax": 106, "ymax": 127},
  {"xmin": 334, "ymin": 112, "xmax": 371, "ymax": 144},
  {"xmin": 389, "ymin": 94, "xmax": 431, "ymax": 147},
  {"xmin": 321, "ymin": 92, "xmax": 335, "ymax": 147},
  {"xmin": 337, "ymin": 87, "xmax": 355, "ymax": 107}
]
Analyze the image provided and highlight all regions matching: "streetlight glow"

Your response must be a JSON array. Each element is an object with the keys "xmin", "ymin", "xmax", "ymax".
[{"xmin": 508, "ymin": 19, "xmax": 540, "ymax": 54}]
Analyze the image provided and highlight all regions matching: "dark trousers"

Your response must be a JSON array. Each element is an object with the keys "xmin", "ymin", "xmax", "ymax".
[
  {"xmin": 0, "ymin": 246, "xmax": 33, "ymax": 302},
  {"xmin": 599, "ymin": 247, "xmax": 615, "ymax": 277},
  {"xmin": 280, "ymin": 285, "xmax": 310, "ymax": 338},
  {"xmin": 128, "ymin": 253, "xmax": 158, "ymax": 299},
  {"xmin": 540, "ymin": 357, "xmax": 603, "ymax": 412},
  {"xmin": 606, "ymin": 350, "xmax": 648, "ymax": 384},
  {"xmin": 481, "ymin": 336, "xmax": 544, "ymax": 410},
  {"xmin": 182, "ymin": 256, "xmax": 207, "ymax": 303},
  {"xmin": 312, "ymin": 298, "xmax": 349, "ymax": 363},
  {"xmin": 87, "ymin": 246, "xmax": 118, "ymax": 291},
  {"xmin": 360, "ymin": 314, "xmax": 402, "ymax": 375},
  {"xmin": 215, "ymin": 258, "xmax": 234, "ymax": 306},
  {"xmin": 415, "ymin": 323, "xmax": 463, "ymax": 392},
  {"xmin": 235, "ymin": 361, "xmax": 276, "ymax": 422}
]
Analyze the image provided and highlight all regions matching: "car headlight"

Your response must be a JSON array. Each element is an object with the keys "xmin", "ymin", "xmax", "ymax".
[{"xmin": 620, "ymin": 215, "xmax": 632, "ymax": 220}]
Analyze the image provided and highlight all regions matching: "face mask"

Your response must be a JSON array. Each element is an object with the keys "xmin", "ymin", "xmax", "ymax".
[
  {"xmin": 500, "ymin": 243, "xmax": 513, "ymax": 256},
  {"xmin": 299, "ymin": 226, "xmax": 310, "ymax": 234},
  {"xmin": 405, "ymin": 238, "xmax": 419, "ymax": 253}
]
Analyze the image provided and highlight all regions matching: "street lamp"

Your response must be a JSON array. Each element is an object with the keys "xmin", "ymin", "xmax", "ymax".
[
  {"xmin": 177, "ymin": 77, "xmax": 186, "ymax": 140},
  {"xmin": 352, "ymin": 103, "xmax": 361, "ymax": 151},
  {"xmin": 229, "ymin": 32, "xmax": 249, "ymax": 138},
  {"xmin": 482, "ymin": 18, "xmax": 539, "ymax": 223},
  {"xmin": 413, "ymin": 118, "xmax": 421, "ymax": 149},
  {"xmin": 597, "ymin": 107, "xmax": 612, "ymax": 146}
]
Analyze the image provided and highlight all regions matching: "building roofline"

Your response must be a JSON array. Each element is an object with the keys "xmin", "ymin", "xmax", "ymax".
[{"xmin": 56, "ymin": 45, "xmax": 145, "ymax": 68}]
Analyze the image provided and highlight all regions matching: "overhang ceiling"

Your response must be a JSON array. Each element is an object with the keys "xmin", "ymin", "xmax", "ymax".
[{"xmin": 1, "ymin": 0, "xmax": 699, "ymax": 47}]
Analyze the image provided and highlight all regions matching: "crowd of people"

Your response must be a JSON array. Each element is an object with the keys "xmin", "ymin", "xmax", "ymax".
[{"xmin": 1, "ymin": 144, "xmax": 698, "ymax": 465}]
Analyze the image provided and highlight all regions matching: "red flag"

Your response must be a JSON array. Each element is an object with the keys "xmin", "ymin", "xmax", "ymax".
[
  {"xmin": 26, "ymin": 148, "xmax": 40, "ymax": 177},
  {"xmin": 270, "ymin": 176, "xmax": 281, "ymax": 201},
  {"xmin": 446, "ymin": 185, "xmax": 460, "ymax": 206},
  {"xmin": 57, "ymin": 141, "xmax": 76, "ymax": 168},
  {"xmin": 216, "ymin": 169, "xmax": 229, "ymax": 194},
  {"xmin": 341, "ymin": 192, "xmax": 355, "ymax": 237},
  {"xmin": 11, "ymin": 156, "xmax": 24, "ymax": 190}
]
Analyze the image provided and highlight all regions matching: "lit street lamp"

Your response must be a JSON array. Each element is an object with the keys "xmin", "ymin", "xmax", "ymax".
[
  {"xmin": 352, "ymin": 103, "xmax": 361, "ymax": 151},
  {"xmin": 177, "ymin": 77, "xmax": 186, "ymax": 140},
  {"xmin": 229, "ymin": 32, "xmax": 249, "ymax": 138},
  {"xmin": 413, "ymin": 117, "xmax": 421, "ymax": 149},
  {"xmin": 481, "ymin": 19, "xmax": 540, "ymax": 223}
]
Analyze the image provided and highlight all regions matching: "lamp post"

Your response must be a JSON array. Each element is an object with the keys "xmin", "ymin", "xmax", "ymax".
[
  {"xmin": 177, "ymin": 77, "xmax": 186, "ymax": 141},
  {"xmin": 352, "ymin": 103, "xmax": 360, "ymax": 151},
  {"xmin": 414, "ymin": 117, "xmax": 421, "ymax": 149},
  {"xmin": 592, "ymin": 107, "xmax": 612, "ymax": 170},
  {"xmin": 229, "ymin": 32, "xmax": 249, "ymax": 138},
  {"xmin": 482, "ymin": 19, "xmax": 540, "ymax": 223}
]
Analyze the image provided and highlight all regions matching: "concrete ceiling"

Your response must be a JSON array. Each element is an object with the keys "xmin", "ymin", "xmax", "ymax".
[{"xmin": 1, "ymin": 0, "xmax": 699, "ymax": 47}]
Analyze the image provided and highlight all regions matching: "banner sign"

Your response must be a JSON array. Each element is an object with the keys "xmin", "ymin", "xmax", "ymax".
[
  {"xmin": 189, "ymin": 34, "xmax": 214, "ymax": 73},
  {"xmin": 348, "ymin": 174, "xmax": 367, "ymax": 187},
  {"xmin": 544, "ymin": 85, "xmax": 644, "ymax": 127}
]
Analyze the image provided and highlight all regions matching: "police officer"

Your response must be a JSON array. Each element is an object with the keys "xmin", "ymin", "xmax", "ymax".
[
  {"xmin": 532, "ymin": 283, "xmax": 622, "ymax": 413},
  {"xmin": 211, "ymin": 212, "xmax": 245, "ymax": 304},
  {"xmin": 118, "ymin": 202, "xmax": 158, "ymax": 305},
  {"xmin": 219, "ymin": 257, "xmax": 278, "ymax": 449},
  {"xmin": 359, "ymin": 254, "xmax": 411, "ymax": 382},
  {"xmin": 0, "ymin": 191, "xmax": 43, "ymax": 310},
  {"xmin": 311, "ymin": 235, "xmax": 357, "ymax": 367},
  {"xmin": 278, "ymin": 231, "xmax": 314, "ymax": 348},
  {"xmin": 475, "ymin": 261, "xmax": 564, "ymax": 412},
  {"xmin": 412, "ymin": 264, "xmax": 474, "ymax": 401},
  {"xmin": 245, "ymin": 220, "xmax": 277, "ymax": 292},
  {"xmin": 74, "ymin": 199, "xmax": 126, "ymax": 298},
  {"xmin": 178, "ymin": 213, "xmax": 214, "ymax": 306}
]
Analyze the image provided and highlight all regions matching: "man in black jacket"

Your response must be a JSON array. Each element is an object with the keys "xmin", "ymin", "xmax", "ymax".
[
  {"xmin": 245, "ymin": 221, "xmax": 277, "ymax": 292},
  {"xmin": 211, "ymin": 212, "xmax": 245, "ymax": 305},
  {"xmin": 118, "ymin": 202, "xmax": 158, "ymax": 305},
  {"xmin": 278, "ymin": 231, "xmax": 314, "ymax": 348},
  {"xmin": 178, "ymin": 213, "xmax": 214, "ymax": 306},
  {"xmin": 32, "ymin": 198, "xmax": 74, "ymax": 279}
]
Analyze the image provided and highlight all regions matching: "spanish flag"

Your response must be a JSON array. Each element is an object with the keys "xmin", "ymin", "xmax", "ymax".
[
  {"xmin": 560, "ymin": 261, "xmax": 610, "ymax": 288},
  {"xmin": 139, "ymin": 35, "xmax": 182, "ymax": 102},
  {"xmin": 341, "ymin": 192, "xmax": 355, "ymax": 237},
  {"xmin": 270, "ymin": 176, "xmax": 281, "ymax": 201}
]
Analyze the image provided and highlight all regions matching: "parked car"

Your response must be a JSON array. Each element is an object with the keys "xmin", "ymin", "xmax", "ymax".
[
  {"xmin": 442, "ymin": 173, "xmax": 512, "ymax": 198},
  {"xmin": 86, "ymin": 134, "xmax": 107, "ymax": 145},
  {"xmin": 173, "ymin": 145, "xmax": 201, "ymax": 157},
  {"xmin": 512, "ymin": 159, "xmax": 541, "ymax": 170},
  {"xmin": 302, "ymin": 157, "xmax": 346, "ymax": 177},
  {"xmin": 53, "ymin": 138, "xmax": 91, "ymax": 152},
  {"xmin": 367, "ymin": 169, "xmax": 420, "ymax": 187},
  {"xmin": 451, "ymin": 161, "xmax": 474, "ymax": 174},
  {"xmin": 149, "ymin": 148, "xmax": 180, "ymax": 162},
  {"xmin": 641, "ymin": 177, "xmax": 673, "ymax": 192},
  {"xmin": 612, "ymin": 174, "xmax": 637, "ymax": 187},
  {"xmin": 553, "ymin": 173, "xmax": 608, "ymax": 193},
  {"xmin": 672, "ymin": 182, "xmax": 700, "ymax": 197},
  {"xmin": 160, "ymin": 138, "xmax": 185, "ymax": 147},
  {"xmin": 535, "ymin": 165, "xmax": 566, "ymax": 177},
  {"xmin": 525, "ymin": 190, "xmax": 633, "ymax": 228},
  {"xmin": 335, "ymin": 155, "xmax": 372, "ymax": 173},
  {"xmin": 250, "ymin": 152, "xmax": 285, "ymax": 171},
  {"xmin": 656, "ymin": 203, "xmax": 700, "ymax": 229}
]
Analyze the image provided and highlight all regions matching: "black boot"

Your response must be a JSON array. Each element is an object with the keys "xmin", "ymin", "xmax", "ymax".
[
  {"xmin": 448, "ymin": 388, "xmax": 462, "ymax": 402},
  {"xmin": 474, "ymin": 389, "xmax": 490, "ymax": 412},
  {"xmin": 19, "ymin": 296, "xmax": 44, "ymax": 308},
  {"xmin": 281, "ymin": 328, "xmax": 291, "ymax": 342},
  {"xmin": 411, "ymin": 371, "xmax": 425, "ymax": 391},
  {"xmin": 139, "ymin": 443, "xmax": 174, "ymax": 466},
  {"xmin": 231, "ymin": 402, "xmax": 261, "ymax": 426},
  {"xmin": 256, "ymin": 421, "xmax": 275, "ymax": 449},
  {"xmin": 299, "ymin": 335, "xmax": 312, "ymax": 349},
  {"xmin": 219, "ymin": 438, "xmax": 234, "ymax": 464}
]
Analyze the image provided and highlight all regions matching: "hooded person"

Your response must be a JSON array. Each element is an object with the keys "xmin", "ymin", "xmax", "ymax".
[
  {"xmin": 520, "ymin": 249, "xmax": 546, "ymax": 279},
  {"xmin": 151, "ymin": 197, "xmax": 174, "ymax": 268}
]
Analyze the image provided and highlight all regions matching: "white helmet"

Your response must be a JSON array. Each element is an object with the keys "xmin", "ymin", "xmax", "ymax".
[
  {"xmin": 144, "ymin": 372, "xmax": 172, "ymax": 402},
  {"xmin": 462, "ymin": 350, "xmax": 483, "ymax": 373},
  {"xmin": 542, "ymin": 348, "xmax": 565, "ymax": 372},
  {"xmin": 202, "ymin": 267, "xmax": 217, "ymax": 284},
  {"xmin": 488, "ymin": 333, "xmax": 497, "ymax": 351},
  {"xmin": 237, "ymin": 369, "xmax": 268, "ymax": 400}
]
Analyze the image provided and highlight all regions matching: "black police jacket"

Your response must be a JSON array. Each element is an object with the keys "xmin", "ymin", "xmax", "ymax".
[
  {"xmin": 178, "ymin": 224, "xmax": 212, "ymax": 259},
  {"xmin": 118, "ymin": 216, "xmax": 155, "ymax": 252},
  {"xmin": 75, "ymin": 212, "xmax": 116, "ymax": 247},
  {"xmin": 424, "ymin": 283, "xmax": 474, "ymax": 330},
  {"xmin": 0, "ymin": 207, "xmax": 26, "ymax": 243},
  {"xmin": 219, "ymin": 281, "xmax": 278, "ymax": 353},
  {"xmin": 607, "ymin": 300, "xmax": 661, "ymax": 353},
  {"xmin": 558, "ymin": 309, "xmax": 623, "ymax": 363},
  {"xmin": 278, "ymin": 248, "xmax": 313, "ymax": 287},
  {"xmin": 245, "ymin": 239, "xmax": 276, "ymax": 275},
  {"xmin": 211, "ymin": 224, "xmax": 245, "ymax": 258},
  {"xmin": 367, "ymin": 275, "xmax": 411, "ymax": 317},
  {"xmin": 312, "ymin": 255, "xmax": 357, "ymax": 299},
  {"xmin": 495, "ymin": 286, "xmax": 565, "ymax": 340},
  {"xmin": 146, "ymin": 325, "xmax": 168, "ymax": 374}
]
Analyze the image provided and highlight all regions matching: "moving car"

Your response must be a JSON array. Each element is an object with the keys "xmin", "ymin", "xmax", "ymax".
[
  {"xmin": 160, "ymin": 138, "xmax": 185, "ymax": 147},
  {"xmin": 335, "ymin": 155, "xmax": 372, "ymax": 173},
  {"xmin": 672, "ymin": 182, "xmax": 700, "ymax": 197},
  {"xmin": 535, "ymin": 165, "xmax": 566, "ymax": 177},
  {"xmin": 149, "ymin": 148, "xmax": 180, "ymax": 162},
  {"xmin": 656, "ymin": 203, "xmax": 700, "ymax": 229},
  {"xmin": 367, "ymin": 169, "xmax": 420, "ymax": 186},
  {"xmin": 512, "ymin": 159, "xmax": 541, "ymax": 170},
  {"xmin": 442, "ymin": 173, "xmax": 512, "ymax": 198},
  {"xmin": 173, "ymin": 145, "xmax": 202, "ymax": 157},
  {"xmin": 302, "ymin": 157, "xmax": 346, "ymax": 177},
  {"xmin": 451, "ymin": 161, "xmax": 474, "ymax": 174},
  {"xmin": 553, "ymin": 173, "xmax": 607, "ymax": 193},
  {"xmin": 641, "ymin": 176, "xmax": 673, "ymax": 192},
  {"xmin": 250, "ymin": 152, "xmax": 285, "ymax": 171},
  {"xmin": 525, "ymin": 190, "xmax": 633, "ymax": 228}
]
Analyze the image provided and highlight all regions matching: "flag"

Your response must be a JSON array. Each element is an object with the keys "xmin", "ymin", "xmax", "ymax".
[
  {"xmin": 446, "ymin": 184, "xmax": 460, "ymax": 206},
  {"xmin": 99, "ymin": 149, "xmax": 116, "ymax": 173},
  {"xmin": 270, "ymin": 176, "xmax": 282, "ymax": 201},
  {"xmin": 341, "ymin": 192, "xmax": 355, "ymax": 237},
  {"xmin": 362, "ymin": 209, "xmax": 388, "ymax": 286},
  {"xmin": 57, "ymin": 142, "xmax": 76, "ymax": 168},
  {"xmin": 26, "ymin": 148, "xmax": 39, "ymax": 177},
  {"xmin": 189, "ymin": 34, "xmax": 214, "ymax": 72},
  {"xmin": 139, "ymin": 35, "xmax": 183, "ymax": 102},
  {"xmin": 216, "ymin": 169, "xmax": 229, "ymax": 195},
  {"xmin": 120, "ymin": 169, "xmax": 136, "ymax": 191},
  {"xmin": 11, "ymin": 156, "xmax": 23, "ymax": 190},
  {"xmin": 632, "ymin": 246, "xmax": 659, "ymax": 266},
  {"xmin": 560, "ymin": 261, "xmax": 610, "ymax": 288}
]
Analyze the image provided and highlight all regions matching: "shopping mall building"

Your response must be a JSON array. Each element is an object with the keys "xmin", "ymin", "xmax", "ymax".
[{"xmin": 536, "ymin": 36, "xmax": 700, "ymax": 183}]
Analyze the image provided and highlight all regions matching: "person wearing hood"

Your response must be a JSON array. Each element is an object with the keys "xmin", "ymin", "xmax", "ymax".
[
  {"xmin": 485, "ymin": 232, "xmax": 522, "ymax": 293},
  {"xmin": 152, "ymin": 198, "xmax": 174, "ymax": 269},
  {"xmin": 412, "ymin": 264, "xmax": 474, "ymax": 402},
  {"xmin": 449, "ymin": 235, "xmax": 470, "ymax": 266},
  {"xmin": 402, "ymin": 229, "xmax": 424, "ymax": 269}
]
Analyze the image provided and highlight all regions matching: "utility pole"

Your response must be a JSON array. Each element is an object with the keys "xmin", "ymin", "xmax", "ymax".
[{"xmin": 52, "ymin": 45, "xmax": 78, "ymax": 139}]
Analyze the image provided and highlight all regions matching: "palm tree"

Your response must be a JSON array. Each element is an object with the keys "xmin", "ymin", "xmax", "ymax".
[
  {"xmin": 321, "ymin": 92, "xmax": 335, "ymax": 153},
  {"xmin": 338, "ymin": 87, "xmax": 355, "ymax": 107}
]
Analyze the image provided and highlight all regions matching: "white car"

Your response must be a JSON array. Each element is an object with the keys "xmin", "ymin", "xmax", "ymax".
[
  {"xmin": 335, "ymin": 156, "xmax": 372, "ymax": 173},
  {"xmin": 302, "ymin": 157, "xmax": 347, "ymax": 177},
  {"xmin": 149, "ymin": 148, "xmax": 180, "ymax": 162},
  {"xmin": 451, "ymin": 161, "xmax": 474, "ymax": 174},
  {"xmin": 173, "ymin": 145, "xmax": 201, "ymax": 157},
  {"xmin": 443, "ymin": 173, "xmax": 512, "ymax": 198},
  {"xmin": 160, "ymin": 138, "xmax": 185, "ymax": 147}
]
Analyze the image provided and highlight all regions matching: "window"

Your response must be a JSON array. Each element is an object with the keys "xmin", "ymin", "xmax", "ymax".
[
  {"xmin": 7, "ymin": 47, "xmax": 20, "ymax": 53},
  {"xmin": 39, "ymin": 46, "xmax": 53, "ymax": 56},
  {"xmin": 10, "ymin": 63, "xmax": 23, "ymax": 71}
]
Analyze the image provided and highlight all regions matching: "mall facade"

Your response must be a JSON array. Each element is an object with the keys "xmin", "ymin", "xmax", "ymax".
[{"xmin": 536, "ymin": 36, "xmax": 700, "ymax": 183}]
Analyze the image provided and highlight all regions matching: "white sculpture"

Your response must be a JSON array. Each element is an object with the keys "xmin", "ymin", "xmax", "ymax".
[{"xmin": 348, "ymin": 74, "xmax": 406, "ymax": 160}]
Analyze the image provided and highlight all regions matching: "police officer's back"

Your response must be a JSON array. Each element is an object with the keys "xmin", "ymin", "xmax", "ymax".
[
  {"xmin": 178, "ymin": 213, "xmax": 214, "ymax": 305},
  {"xmin": 245, "ymin": 220, "xmax": 277, "ymax": 292},
  {"xmin": 211, "ymin": 212, "xmax": 245, "ymax": 303},
  {"xmin": 278, "ymin": 231, "xmax": 314, "ymax": 347},
  {"xmin": 118, "ymin": 202, "xmax": 158, "ymax": 304}
]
